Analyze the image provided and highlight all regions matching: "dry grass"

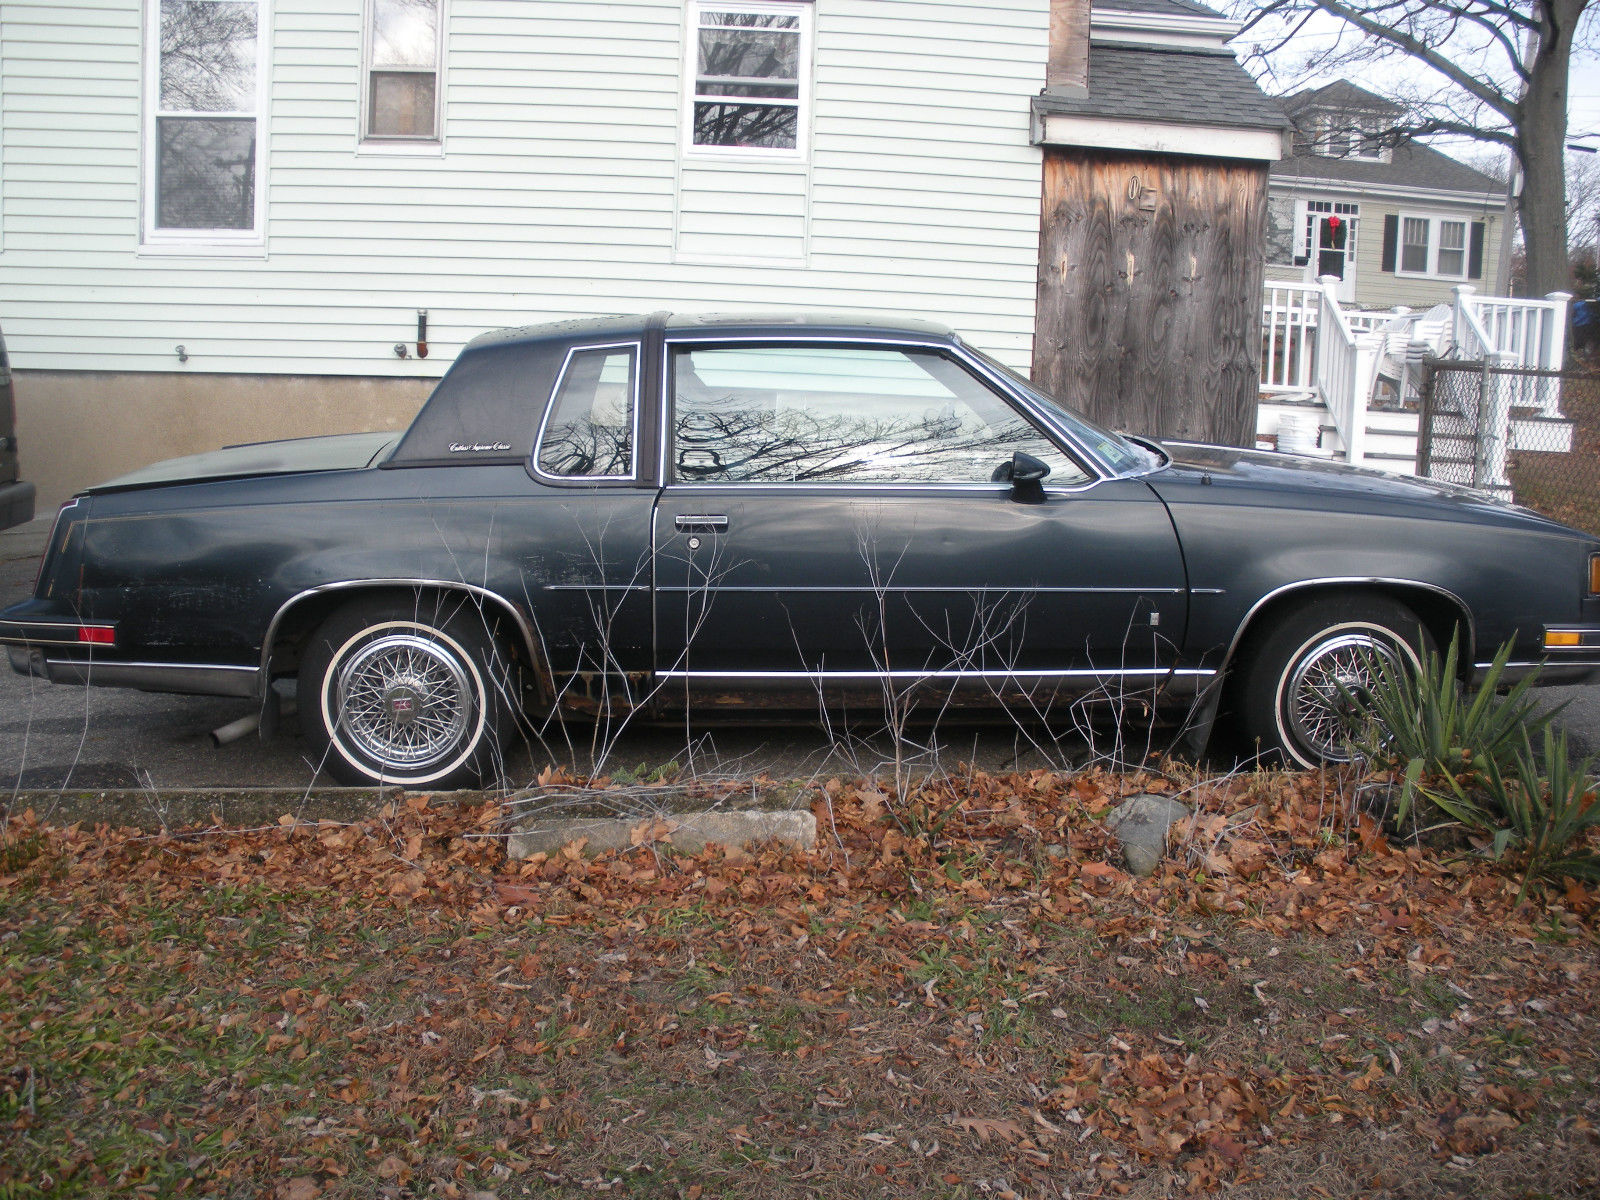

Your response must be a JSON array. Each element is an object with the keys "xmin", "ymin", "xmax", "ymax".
[{"xmin": 3, "ymin": 771, "xmax": 1599, "ymax": 1198}]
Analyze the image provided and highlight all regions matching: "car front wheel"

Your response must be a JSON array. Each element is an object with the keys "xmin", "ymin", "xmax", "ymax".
[
  {"xmin": 300, "ymin": 599, "xmax": 510, "ymax": 788},
  {"xmin": 1236, "ymin": 595, "xmax": 1430, "ymax": 769}
]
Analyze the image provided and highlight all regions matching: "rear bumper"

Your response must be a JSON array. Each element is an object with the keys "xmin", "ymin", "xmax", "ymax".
[
  {"xmin": 6, "ymin": 643, "xmax": 258, "ymax": 697},
  {"xmin": 0, "ymin": 479, "xmax": 34, "ymax": 530}
]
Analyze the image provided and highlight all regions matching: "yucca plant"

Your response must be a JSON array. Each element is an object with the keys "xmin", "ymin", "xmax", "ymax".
[
  {"xmin": 1486, "ymin": 726, "xmax": 1600, "ymax": 902},
  {"xmin": 1350, "ymin": 633, "xmax": 1562, "ymax": 827}
]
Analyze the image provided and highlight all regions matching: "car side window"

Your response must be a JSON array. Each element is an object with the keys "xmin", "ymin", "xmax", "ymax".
[
  {"xmin": 536, "ymin": 345, "xmax": 638, "ymax": 478},
  {"xmin": 669, "ymin": 345, "xmax": 1088, "ymax": 485}
]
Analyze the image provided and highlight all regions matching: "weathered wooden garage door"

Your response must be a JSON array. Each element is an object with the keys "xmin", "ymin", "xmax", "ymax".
[{"xmin": 1033, "ymin": 148, "xmax": 1267, "ymax": 448}]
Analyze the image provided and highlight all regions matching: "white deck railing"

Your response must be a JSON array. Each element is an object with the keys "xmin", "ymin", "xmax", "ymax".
[
  {"xmin": 1309, "ymin": 278, "xmax": 1380, "ymax": 465},
  {"xmin": 1260, "ymin": 283, "xmax": 1319, "ymax": 392},
  {"xmin": 1260, "ymin": 281, "xmax": 1572, "ymax": 469},
  {"xmin": 1453, "ymin": 286, "xmax": 1571, "ymax": 418}
]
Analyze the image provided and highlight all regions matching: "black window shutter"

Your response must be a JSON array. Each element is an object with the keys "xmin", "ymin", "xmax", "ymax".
[
  {"xmin": 1381, "ymin": 214, "xmax": 1398, "ymax": 272},
  {"xmin": 1468, "ymin": 221, "xmax": 1485, "ymax": 279}
]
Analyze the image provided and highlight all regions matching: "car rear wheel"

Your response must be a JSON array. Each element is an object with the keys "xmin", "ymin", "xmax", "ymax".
[
  {"xmin": 1235, "ymin": 595, "xmax": 1430, "ymax": 769},
  {"xmin": 300, "ymin": 599, "xmax": 511, "ymax": 788}
]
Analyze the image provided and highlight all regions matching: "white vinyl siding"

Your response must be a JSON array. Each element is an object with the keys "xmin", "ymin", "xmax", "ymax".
[{"xmin": 0, "ymin": 0, "xmax": 1047, "ymax": 375}]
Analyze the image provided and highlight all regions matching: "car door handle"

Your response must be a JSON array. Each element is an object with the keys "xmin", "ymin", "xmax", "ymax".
[{"xmin": 674, "ymin": 514, "xmax": 729, "ymax": 532}]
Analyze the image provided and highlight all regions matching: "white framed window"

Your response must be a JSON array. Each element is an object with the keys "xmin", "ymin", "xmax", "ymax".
[
  {"xmin": 1437, "ymin": 219, "xmax": 1468, "ymax": 276},
  {"xmin": 143, "ymin": 0, "xmax": 269, "ymax": 250},
  {"xmin": 1397, "ymin": 213, "xmax": 1469, "ymax": 279},
  {"xmin": 684, "ymin": 1, "xmax": 812, "ymax": 157},
  {"xmin": 1349, "ymin": 133, "xmax": 1386, "ymax": 162},
  {"xmin": 1310, "ymin": 114, "xmax": 1388, "ymax": 162},
  {"xmin": 363, "ymin": 0, "xmax": 443, "ymax": 145}
]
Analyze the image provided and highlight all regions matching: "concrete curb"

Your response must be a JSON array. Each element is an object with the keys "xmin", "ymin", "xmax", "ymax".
[
  {"xmin": 3, "ymin": 786, "xmax": 454, "ymax": 830},
  {"xmin": 508, "ymin": 808, "xmax": 817, "ymax": 859}
]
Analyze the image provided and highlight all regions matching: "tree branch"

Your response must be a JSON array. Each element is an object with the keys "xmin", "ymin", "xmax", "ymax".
[{"xmin": 1309, "ymin": 0, "xmax": 1519, "ymax": 116}]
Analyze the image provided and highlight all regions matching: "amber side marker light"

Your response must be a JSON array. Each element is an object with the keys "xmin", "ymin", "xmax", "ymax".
[
  {"xmin": 1591, "ymin": 554, "xmax": 1600, "ymax": 595},
  {"xmin": 1546, "ymin": 631, "xmax": 1583, "ymax": 648},
  {"xmin": 77, "ymin": 626, "xmax": 115, "ymax": 645}
]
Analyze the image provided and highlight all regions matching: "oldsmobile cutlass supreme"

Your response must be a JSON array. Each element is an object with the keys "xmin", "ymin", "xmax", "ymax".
[{"xmin": 4, "ymin": 313, "xmax": 1599, "ymax": 787}]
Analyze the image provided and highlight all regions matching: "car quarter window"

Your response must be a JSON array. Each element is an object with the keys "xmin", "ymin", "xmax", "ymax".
[
  {"xmin": 669, "ymin": 344, "xmax": 1089, "ymax": 486},
  {"xmin": 535, "ymin": 345, "xmax": 638, "ymax": 479}
]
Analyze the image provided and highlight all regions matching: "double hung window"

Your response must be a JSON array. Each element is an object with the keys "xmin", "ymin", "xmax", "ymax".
[
  {"xmin": 686, "ymin": 2, "xmax": 810, "ymax": 154},
  {"xmin": 365, "ymin": 0, "xmax": 443, "ymax": 142},
  {"xmin": 145, "ymin": 0, "xmax": 267, "ymax": 245},
  {"xmin": 1398, "ymin": 214, "xmax": 1470, "ymax": 279}
]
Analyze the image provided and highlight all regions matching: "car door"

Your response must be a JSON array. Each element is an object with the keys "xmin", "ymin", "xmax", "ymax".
[
  {"xmin": 651, "ymin": 339, "xmax": 1188, "ymax": 700},
  {"xmin": 523, "ymin": 340, "xmax": 657, "ymax": 704}
]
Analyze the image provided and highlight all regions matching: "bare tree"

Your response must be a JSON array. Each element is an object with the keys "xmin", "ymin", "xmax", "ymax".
[
  {"xmin": 1569, "ymin": 148, "xmax": 1600, "ymax": 294},
  {"xmin": 1234, "ymin": 0, "xmax": 1595, "ymax": 297}
]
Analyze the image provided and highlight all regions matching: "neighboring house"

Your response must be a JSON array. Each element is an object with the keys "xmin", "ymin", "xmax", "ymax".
[
  {"xmin": 1266, "ymin": 81, "xmax": 1505, "ymax": 308},
  {"xmin": 0, "ymin": 0, "xmax": 1279, "ymax": 507}
]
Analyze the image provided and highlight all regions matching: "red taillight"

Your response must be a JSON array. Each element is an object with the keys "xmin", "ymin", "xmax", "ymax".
[{"xmin": 77, "ymin": 626, "xmax": 115, "ymax": 645}]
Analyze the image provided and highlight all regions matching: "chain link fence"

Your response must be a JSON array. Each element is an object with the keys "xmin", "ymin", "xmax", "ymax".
[{"xmin": 1419, "ymin": 362, "xmax": 1600, "ymax": 536}]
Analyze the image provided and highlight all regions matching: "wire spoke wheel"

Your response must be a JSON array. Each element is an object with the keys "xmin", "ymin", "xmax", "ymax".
[
  {"xmin": 1283, "ymin": 632, "xmax": 1401, "ymax": 763},
  {"xmin": 335, "ymin": 633, "xmax": 474, "ymax": 771},
  {"xmin": 1237, "ymin": 595, "xmax": 1430, "ymax": 770},
  {"xmin": 301, "ymin": 602, "xmax": 506, "ymax": 787}
]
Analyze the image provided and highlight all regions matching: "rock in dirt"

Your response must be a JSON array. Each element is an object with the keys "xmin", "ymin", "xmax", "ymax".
[{"xmin": 1105, "ymin": 793, "xmax": 1192, "ymax": 876}]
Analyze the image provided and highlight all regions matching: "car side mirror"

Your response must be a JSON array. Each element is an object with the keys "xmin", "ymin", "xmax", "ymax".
[{"xmin": 993, "ymin": 450, "xmax": 1050, "ymax": 502}]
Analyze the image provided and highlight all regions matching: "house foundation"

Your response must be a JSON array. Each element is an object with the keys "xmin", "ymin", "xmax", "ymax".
[{"xmin": 16, "ymin": 371, "xmax": 432, "ymax": 510}]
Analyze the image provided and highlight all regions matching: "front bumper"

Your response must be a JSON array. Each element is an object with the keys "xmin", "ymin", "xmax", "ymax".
[{"xmin": 1473, "ymin": 625, "xmax": 1600, "ymax": 687}]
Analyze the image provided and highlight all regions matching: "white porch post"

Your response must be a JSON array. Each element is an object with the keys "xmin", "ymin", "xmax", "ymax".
[{"xmin": 1452, "ymin": 284, "xmax": 1475, "ymax": 355}]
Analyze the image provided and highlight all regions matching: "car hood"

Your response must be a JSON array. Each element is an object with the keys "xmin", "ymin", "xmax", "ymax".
[
  {"xmin": 1147, "ymin": 440, "xmax": 1576, "ymax": 533},
  {"xmin": 86, "ymin": 431, "xmax": 401, "ymax": 493}
]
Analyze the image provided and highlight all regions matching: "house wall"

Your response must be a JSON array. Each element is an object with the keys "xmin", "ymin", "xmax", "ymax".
[
  {"xmin": 0, "ymin": 0, "xmax": 1049, "ymax": 504},
  {"xmin": 15, "ymin": 371, "xmax": 429, "ymax": 511}
]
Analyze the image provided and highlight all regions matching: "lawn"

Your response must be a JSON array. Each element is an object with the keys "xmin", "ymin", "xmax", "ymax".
[{"xmin": 3, "ymin": 768, "xmax": 1599, "ymax": 1198}]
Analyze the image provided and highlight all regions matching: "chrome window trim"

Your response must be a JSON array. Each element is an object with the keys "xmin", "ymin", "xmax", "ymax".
[
  {"xmin": 530, "ymin": 340, "xmax": 642, "ymax": 486},
  {"xmin": 657, "ymin": 333, "xmax": 1111, "ymax": 488}
]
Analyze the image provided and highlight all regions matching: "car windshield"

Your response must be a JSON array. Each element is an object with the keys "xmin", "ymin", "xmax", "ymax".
[{"xmin": 963, "ymin": 345, "xmax": 1161, "ymax": 477}]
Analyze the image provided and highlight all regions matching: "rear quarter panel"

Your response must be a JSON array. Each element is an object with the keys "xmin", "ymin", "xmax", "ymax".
[{"xmin": 74, "ymin": 465, "xmax": 656, "ymax": 673}]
